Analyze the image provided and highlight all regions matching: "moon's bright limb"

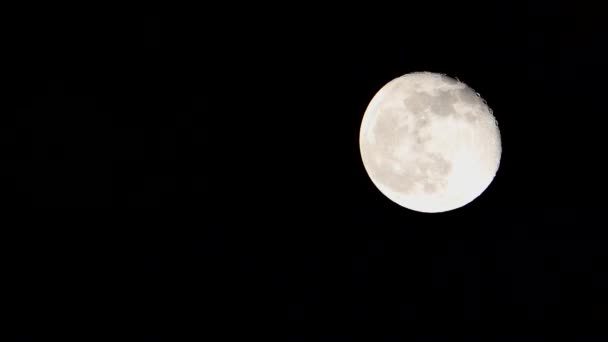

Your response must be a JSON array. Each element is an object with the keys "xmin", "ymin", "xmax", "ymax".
[{"xmin": 359, "ymin": 72, "xmax": 501, "ymax": 213}]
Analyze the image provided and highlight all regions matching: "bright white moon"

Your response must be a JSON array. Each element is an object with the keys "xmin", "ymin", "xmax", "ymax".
[{"xmin": 359, "ymin": 72, "xmax": 501, "ymax": 213}]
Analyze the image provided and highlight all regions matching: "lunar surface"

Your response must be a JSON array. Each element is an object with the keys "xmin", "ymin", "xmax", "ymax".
[{"xmin": 359, "ymin": 72, "xmax": 501, "ymax": 213}]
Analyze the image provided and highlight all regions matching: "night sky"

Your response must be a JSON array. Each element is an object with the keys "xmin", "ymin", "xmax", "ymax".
[{"xmin": 17, "ymin": 1, "xmax": 608, "ymax": 338}]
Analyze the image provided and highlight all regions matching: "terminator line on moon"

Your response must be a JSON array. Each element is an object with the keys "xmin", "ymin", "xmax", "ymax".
[{"xmin": 359, "ymin": 72, "xmax": 501, "ymax": 213}]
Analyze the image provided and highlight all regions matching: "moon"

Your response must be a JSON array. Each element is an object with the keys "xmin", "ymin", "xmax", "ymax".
[{"xmin": 359, "ymin": 72, "xmax": 501, "ymax": 213}]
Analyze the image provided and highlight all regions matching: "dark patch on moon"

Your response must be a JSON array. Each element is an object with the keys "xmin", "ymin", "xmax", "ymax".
[
  {"xmin": 463, "ymin": 111, "xmax": 479, "ymax": 123},
  {"xmin": 373, "ymin": 107, "xmax": 404, "ymax": 154},
  {"xmin": 440, "ymin": 74, "xmax": 458, "ymax": 85},
  {"xmin": 456, "ymin": 88, "xmax": 481, "ymax": 105},
  {"xmin": 423, "ymin": 182, "xmax": 437, "ymax": 193},
  {"xmin": 403, "ymin": 90, "xmax": 458, "ymax": 117},
  {"xmin": 430, "ymin": 90, "xmax": 458, "ymax": 116},
  {"xmin": 427, "ymin": 153, "xmax": 452, "ymax": 176}
]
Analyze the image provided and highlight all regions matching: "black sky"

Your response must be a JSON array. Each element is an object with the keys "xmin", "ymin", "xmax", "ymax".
[{"xmin": 17, "ymin": 1, "xmax": 608, "ymax": 338}]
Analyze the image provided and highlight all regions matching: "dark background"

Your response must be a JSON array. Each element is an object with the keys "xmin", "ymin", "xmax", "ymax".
[{"xmin": 16, "ymin": 0, "xmax": 608, "ymax": 338}]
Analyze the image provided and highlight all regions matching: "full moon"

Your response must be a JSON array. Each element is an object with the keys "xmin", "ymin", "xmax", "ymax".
[{"xmin": 359, "ymin": 72, "xmax": 501, "ymax": 213}]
